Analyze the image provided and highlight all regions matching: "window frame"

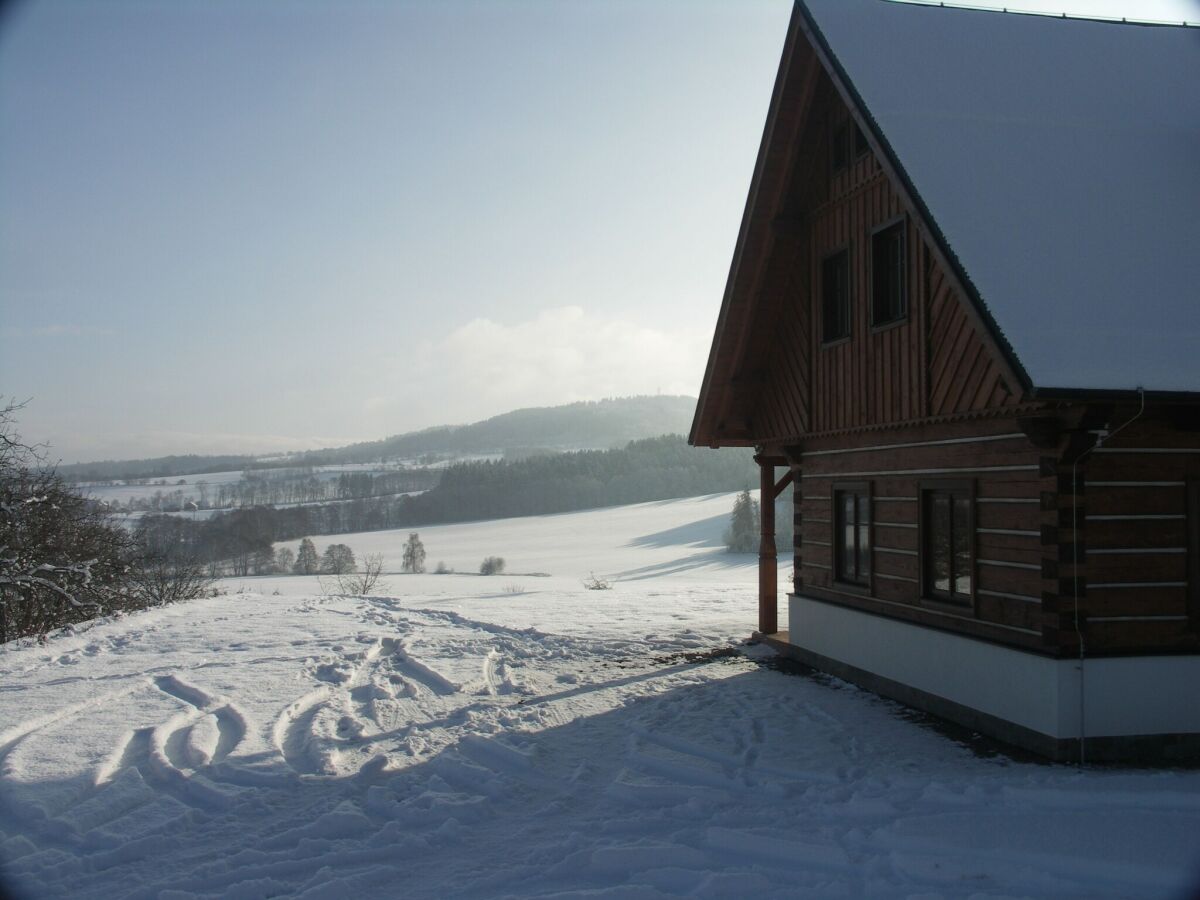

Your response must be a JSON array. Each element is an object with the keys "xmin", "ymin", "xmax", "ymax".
[
  {"xmin": 1188, "ymin": 480, "xmax": 1199, "ymax": 632},
  {"xmin": 832, "ymin": 481, "xmax": 873, "ymax": 591},
  {"xmin": 918, "ymin": 479, "xmax": 976, "ymax": 611},
  {"xmin": 870, "ymin": 216, "xmax": 909, "ymax": 330},
  {"xmin": 820, "ymin": 245, "xmax": 852, "ymax": 346}
]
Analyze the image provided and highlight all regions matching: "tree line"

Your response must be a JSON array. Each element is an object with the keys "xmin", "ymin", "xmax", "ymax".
[
  {"xmin": 116, "ymin": 467, "xmax": 438, "ymax": 514},
  {"xmin": 134, "ymin": 435, "xmax": 758, "ymax": 571}
]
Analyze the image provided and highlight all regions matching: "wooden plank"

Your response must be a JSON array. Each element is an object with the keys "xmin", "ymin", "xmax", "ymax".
[
  {"xmin": 1083, "ymin": 587, "xmax": 1188, "ymax": 618},
  {"xmin": 1087, "ymin": 520, "xmax": 1187, "ymax": 549},
  {"xmin": 1085, "ymin": 620, "xmax": 1197, "ymax": 654}
]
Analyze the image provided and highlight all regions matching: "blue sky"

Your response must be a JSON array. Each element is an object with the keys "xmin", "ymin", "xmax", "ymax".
[{"xmin": 1, "ymin": 0, "xmax": 1196, "ymax": 462}]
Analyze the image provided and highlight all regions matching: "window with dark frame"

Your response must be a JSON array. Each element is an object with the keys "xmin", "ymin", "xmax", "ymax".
[
  {"xmin": 834, "ymin": 485, "xmax": 871, "ymax": 587},
  {"xmin": 821, "ymin": 249, "xmax": 851, "ymax": 344},
  {"xmin": 922, "ymin": 486, "xmax": 973, "ymax": 605},
  {"xmin": 853, "ymin": 121, "xmax": 869, "ymax": 158},
  {"xmin": 830, "ymin": 120, "xmax": 849, "ymax": 173},
  {"xmin": 871, "ymin": 220, "xmax": 907, "ymax": 326},
  {"xmin": 1188, "ymin": 481, "xmax": 1199, "ymax": 626}
]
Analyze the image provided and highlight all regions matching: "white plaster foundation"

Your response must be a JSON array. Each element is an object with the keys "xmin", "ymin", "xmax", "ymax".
[{"xmin": 788, "ymin": 594, "xmax": 1200, "ymax": 741}]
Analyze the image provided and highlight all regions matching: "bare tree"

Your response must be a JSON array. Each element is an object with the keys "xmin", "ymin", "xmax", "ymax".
[
  {"xmin": 293, "ymin": 538, "xmax": 320, "ymax": 575},
  {"xmin": 321, "ymin": 543, "xmax": 356, "ymax": 575},
  {"xmin": 402, "ymin": 532, "xmax": 426, "ymax": 573},
  {"xmin": 274, "ymin": 547, "xmax": 295, "ymax": 574},
  {"xmin": 326, "ymin": 553, "xmax": 389, "ymax": 595}
]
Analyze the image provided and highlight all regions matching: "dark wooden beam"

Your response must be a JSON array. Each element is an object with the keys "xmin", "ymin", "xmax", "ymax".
[
  {"xmin": 772, "ymin": 470, "xmax": 794, "ymax": 499},
  {"xmin": 759, "ymin": 460, "xmax": 778, "ymax": 635}
]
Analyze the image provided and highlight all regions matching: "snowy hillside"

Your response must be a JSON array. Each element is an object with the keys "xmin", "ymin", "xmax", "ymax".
[
  {"xmin": 271, "ymin": 492, "xmax": 767, "ymax": 592},
  {"xmin": 2, "ymin": 495, "xmax": 1199, "ymax": 899}
]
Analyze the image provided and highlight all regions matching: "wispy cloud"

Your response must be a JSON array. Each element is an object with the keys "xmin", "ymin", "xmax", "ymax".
[{"xmin": 368, "ymin": 306, "xmax": 709, "ymax": 426}]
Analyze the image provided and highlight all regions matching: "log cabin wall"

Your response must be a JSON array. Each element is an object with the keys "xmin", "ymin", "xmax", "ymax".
[
  {"xmin": 1070, "ymin": 417, "xmax": 1200, "ymax": 655},
  {"xmin": 740, "ymin": 74, "xmax": 1200, "ymax": 659},
  {"xmin": 792, "ymin": 418, "xmax": 1051, "ymax": 653}
]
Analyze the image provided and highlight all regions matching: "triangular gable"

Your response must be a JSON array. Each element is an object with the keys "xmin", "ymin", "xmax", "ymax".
[
  {"xmin": 801, "ymin": 0, "xmax": 1200, "ymax": 394},
  {"xmin": 691, "ymin": 1, "xmax": 1028, "ymax": 447}
]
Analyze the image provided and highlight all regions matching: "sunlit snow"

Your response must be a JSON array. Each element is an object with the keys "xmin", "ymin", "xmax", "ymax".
[{"xmin": 2, "ymin": 494, "xmax": 1199, "ymax": 898}]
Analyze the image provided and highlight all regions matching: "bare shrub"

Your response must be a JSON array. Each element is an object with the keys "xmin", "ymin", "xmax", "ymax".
[
  {"xmin": 479, "ymin": 556, "xmax": 505, "ymax": 576},
  {"xmin": 582, "ymin": 572, "xmax": 612, "ymax": 590},
  {"xmin": 434, "ymin": 561, "xmax": 452, "ymax": 574},
  {"xmin": 321, "ymin": 553, "xmax": 388, "ymax": 596},
  {"xmin": 502, "ymin": 583, "xmax": 525, "ymax": 595}
]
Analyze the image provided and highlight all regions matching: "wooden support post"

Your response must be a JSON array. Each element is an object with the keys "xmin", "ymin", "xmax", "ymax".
[{"xmin": 759, "ymin": 459, "xmax": 778, "ymax": 635}]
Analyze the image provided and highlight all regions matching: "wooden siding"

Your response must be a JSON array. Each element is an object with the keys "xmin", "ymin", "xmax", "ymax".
[
  {"xmin": 747, "ymin": 85, "xmax": 1017, "ymax": 444},
  {"xmin": 752, "ymin": 236, "xmax": 814, "ymax": 439}
]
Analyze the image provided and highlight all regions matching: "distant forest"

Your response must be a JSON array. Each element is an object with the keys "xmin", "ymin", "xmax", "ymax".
[
  {"xmin": 116, "ymin": 467, "xmax": 440, "ymax": 514},
  {"xmin": 59, "ymin": 395, "xmax": 698, "ymax": 482},
  {"xmin": 136, "ymin": 435, "xmax": 757, "ymax": 572}
]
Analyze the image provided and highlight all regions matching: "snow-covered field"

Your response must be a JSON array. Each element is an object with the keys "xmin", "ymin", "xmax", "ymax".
[{"xmin": 3, "ymin": 495, "xmax": 1200, "ymax": 899}]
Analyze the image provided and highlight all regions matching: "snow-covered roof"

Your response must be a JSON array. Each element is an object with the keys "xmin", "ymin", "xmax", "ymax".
[{"xmin": 801, "ymin": 0, "xmax": 1200, "ymax": 393}]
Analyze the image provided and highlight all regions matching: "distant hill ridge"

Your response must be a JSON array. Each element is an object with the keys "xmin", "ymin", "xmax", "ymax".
[
  {"xmin": 59, "ymin": 395, "xmax": 698, "ymax": 482},
  {"xmin": 312, "ymin": 395, "xmax": 698, "ymax": 464}
]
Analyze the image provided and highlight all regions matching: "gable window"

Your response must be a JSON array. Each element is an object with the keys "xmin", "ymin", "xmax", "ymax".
[
  {"xmin": 853, "ymin": 121, "xmax": 869, "ymax": 158},
  {"xmin": 1188, "ymin": 481, "xmax": 1198, "ymax": 627},
  {"xmin": 834, "ymin": 483, "xmax": 871, "ymax": 587},
  {"xmin": 921, "ymin": 483, "xmax": 974, "ymax": 605},
  {"xmin": 821, "ymin": 248, "xmax": 851, "ymax": 344},
  {"xmin": 871, "ymin": 219, "xmax": 907, "ymax": 326},
  {"xmin": 830, "ymin": 120, "xmax": 850, "ymax": 173}
]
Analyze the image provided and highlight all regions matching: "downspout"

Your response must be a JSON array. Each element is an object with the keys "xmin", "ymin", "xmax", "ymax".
[{"xmin": 1070, "ymin": 388, "xmax": 1145, "ymax": 765}]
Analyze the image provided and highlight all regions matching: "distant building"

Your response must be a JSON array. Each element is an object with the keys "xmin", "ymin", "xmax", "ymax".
[{"xmin": 691, "ymin": 0, "xmax": 1199, "ymax": 761}]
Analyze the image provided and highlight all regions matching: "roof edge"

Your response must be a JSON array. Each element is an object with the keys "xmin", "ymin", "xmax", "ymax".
[{"xmin": 689, "ymin": 2, "xmax": 808, "ymax": 448}]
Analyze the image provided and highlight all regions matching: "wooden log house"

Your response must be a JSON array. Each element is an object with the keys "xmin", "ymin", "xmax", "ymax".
[{"xmin": 690, "ymin": 0, "xmax": 1200, "ymax": 761}]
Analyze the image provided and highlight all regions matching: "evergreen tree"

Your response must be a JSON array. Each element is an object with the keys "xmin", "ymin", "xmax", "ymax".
[
  {"xmin": 723, "ymin": 489, "xmax": 760, "ymax": 553},
  {"xmin": 293, "ymin": 537, "xmax": 320, "ymax": 575},
  {"xmin": 402, "ymin": 532, "xmax": 426, "ymax": 573}
]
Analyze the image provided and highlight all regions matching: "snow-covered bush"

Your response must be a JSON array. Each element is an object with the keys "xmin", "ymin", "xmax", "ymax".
[
  {"xmin": 582, "ymin": 572, "xmax": 612, "ymax": 590},
  {"xmin": 1, "ymin": 399, "xmax": 213, "ymax": 642}
]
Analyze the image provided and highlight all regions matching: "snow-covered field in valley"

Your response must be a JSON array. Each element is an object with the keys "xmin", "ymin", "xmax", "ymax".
[{"xmin": 2, "ymin": 494, "xmax": 1199, "ymax": 899}]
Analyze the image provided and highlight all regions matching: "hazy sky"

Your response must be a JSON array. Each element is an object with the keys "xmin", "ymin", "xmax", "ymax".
[{"xmin": 2, "ymin": 0, "xmax": 1196, "ymax": 463}]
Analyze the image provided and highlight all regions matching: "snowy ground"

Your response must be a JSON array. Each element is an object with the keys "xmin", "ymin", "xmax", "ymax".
[{"xmin": 3, "ymin": 496, "xmax": 1200, "ymax": 899}]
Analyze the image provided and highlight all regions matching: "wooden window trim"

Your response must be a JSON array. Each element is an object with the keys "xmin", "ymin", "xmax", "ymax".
[
  {"xmin": 832, "ymin": 480, "xmax": 873, "ymax": 594},
  {"xmin": 820, "ymin": 244, "xmax": 852, "ymax": 347},
  {"xmin": 1188, "ymin": 480, "xmax": 1199, "ymax": 631},
  {"xmin": 918, "ymin": 478, "xmax": 977, "ymax": 613},
  {"xmin": 869, "ymin": 215, "xmax": 909, "ymax": 330}
]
